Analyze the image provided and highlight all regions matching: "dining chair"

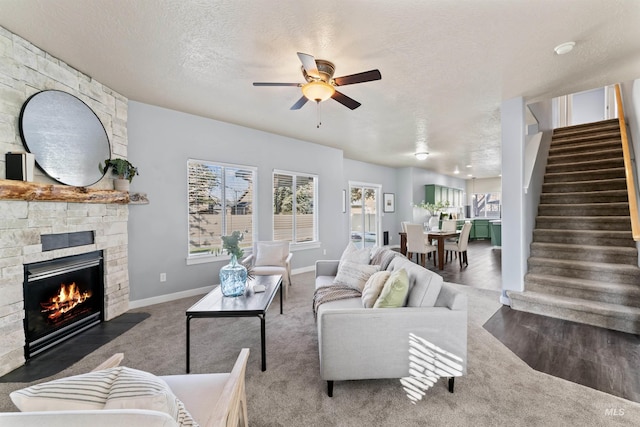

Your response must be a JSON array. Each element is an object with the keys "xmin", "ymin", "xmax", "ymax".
[
  {"xmin": 444, "ymin": 221, "xmax": 472, "ymax": 268},
  {"xmin": 401, "ymin": 221, "xmax": 410, "ymax": 232},
  {"xmin": 405, "ymin": 223, "xmax": 436, "ymax": 267}
]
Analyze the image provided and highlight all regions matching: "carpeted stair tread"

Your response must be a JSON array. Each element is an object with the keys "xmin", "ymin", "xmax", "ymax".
[
  {"xmin": 528, "ymin": 257, "xmax": 640, "ymax": 284},
  {"xmin": 545, "ymin": 157, "xmax": 624, "ymax": 173},
  {"xmin": 524, "ymin": 273, "xmax": 640, "ymax": 306},
  {"xmin": 547, "ymin": 148, "xmax": 623, "ymax": 165},
  {"xmin": 537, "ymin": 202, "xmax": 630, "ymax": 217},
  {"xmin": 548, "ymin": 138, "xmax": 622, "ymax": 155},
  {"xmin": 507, "ymin": 290, "xmax": 640, "ymax": 334},
  {"xmin": 551, "ymin": 118, "xmax": 619, "ymax": 134},
  {"xmin": 543, "ymin": 167, "xmax": 626, "ymax": 183},
  {"xmin": 539, "ymin": 189, "xmax": 628, "ymax": 204},
  {"xmin": 551, "ymin": 131, "xmax": 621, "ymax": 146},
  {"xmin": 542, "ymin": 178, "xmax": 627, "ymax": 193},
  {"xmin": 524, "ymin": 273, "xmax": 640, "ymax": 294},
  {"xmin": 528, "ymin": 256, "xmax": 640, "ymax": 275},
  {"xmin": 534, "ymin": 215, "xmax": 632, "ymax": 231},
  {"xmin": 529, "ymin": 242, "xmax": 637, "ymax": 264}
]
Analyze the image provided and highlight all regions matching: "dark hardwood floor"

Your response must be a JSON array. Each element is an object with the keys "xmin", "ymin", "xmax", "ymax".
[{"xmin": 409, "ymin": 239, "xmax": 640, "ymax": 403}]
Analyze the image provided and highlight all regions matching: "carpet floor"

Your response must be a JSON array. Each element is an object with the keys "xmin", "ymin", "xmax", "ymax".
[{"xmin": 1, "ymin": 271, "xmax": 639, "ymax": 426}]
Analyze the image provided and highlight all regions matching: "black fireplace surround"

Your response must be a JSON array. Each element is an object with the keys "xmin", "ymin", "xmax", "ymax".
[{"xmin": 23, "ymin": 251, "xmax": 104, "ymax": 359}]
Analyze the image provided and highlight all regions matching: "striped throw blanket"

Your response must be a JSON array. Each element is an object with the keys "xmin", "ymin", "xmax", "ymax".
[{"xmin": 312, "ymin": 284, "xmax": 361, "ymax": 319}]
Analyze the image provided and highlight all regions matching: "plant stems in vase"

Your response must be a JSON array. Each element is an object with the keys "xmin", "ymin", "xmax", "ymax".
[{"xmin": 219, "ymin": 231, "xmax": 248, "ymax": 297}]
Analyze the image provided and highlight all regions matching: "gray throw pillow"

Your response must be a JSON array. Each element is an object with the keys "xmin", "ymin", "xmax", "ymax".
[{"xmin": 334, "ymin": 261, "xmax": 380, "ymax": 291}]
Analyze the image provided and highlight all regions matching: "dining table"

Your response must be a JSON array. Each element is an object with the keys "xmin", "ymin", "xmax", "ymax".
[{"xmin": 398, "ymin": 230, "xmax": 459, "ymax": 270}]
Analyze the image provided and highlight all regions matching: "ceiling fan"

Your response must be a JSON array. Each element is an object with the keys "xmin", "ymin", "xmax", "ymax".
[{"xmin": 253, "ymin": 52, "xmax": 381, "ymax": 111}]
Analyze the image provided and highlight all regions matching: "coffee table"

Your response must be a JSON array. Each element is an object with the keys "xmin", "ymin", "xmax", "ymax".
[{"xmin": 186, "ymin": 274, "xmax": 283, "ymax": 373}]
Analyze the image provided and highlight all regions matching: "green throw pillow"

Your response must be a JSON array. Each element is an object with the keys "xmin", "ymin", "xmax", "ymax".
[{"xmin": 373, "ymin": 268, "xmax": 409, "ymax": 308}]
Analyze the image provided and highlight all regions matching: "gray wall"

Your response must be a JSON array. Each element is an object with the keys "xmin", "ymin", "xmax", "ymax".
[
  {"xmin": 127, "ymin": 101, "xmax": 348, "ymax": 301},
  {"xmin": 127, "ymin": 102, "xmax": 470, "ymax": 302}
]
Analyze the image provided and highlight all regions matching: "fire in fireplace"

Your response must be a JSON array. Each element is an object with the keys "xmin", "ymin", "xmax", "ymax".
[{"xmin": 23, "ymin": 251, "xmax": 104, "ymax": 359}]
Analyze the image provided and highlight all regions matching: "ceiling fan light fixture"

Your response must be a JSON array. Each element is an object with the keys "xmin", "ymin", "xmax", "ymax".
[
  {"xmin": 301, "ymin": 80, "xmax": 335, "ymax": 102},
  {"xmin": 415, "ymin": 152, "xmax": 429, "ymax": 161}
]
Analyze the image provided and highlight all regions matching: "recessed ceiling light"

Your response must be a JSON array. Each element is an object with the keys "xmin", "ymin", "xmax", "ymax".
[
  {"xmin": 454, "ymin": 168, "xmax": 460, "ymax": 174},
  {"xmin": 415, "ymin": 152, "xmax": 429, "ymax": 161},
  {"xmin": 466, "ymin": 164, "xmax": 472, "ymax": 168},
  {"xmin": 467, "ymin": 174, "xmax": 473, "ymax": 177},
  {"xmin": 554, "ymin": 41, "xmax": 575, "ymax": 55}
]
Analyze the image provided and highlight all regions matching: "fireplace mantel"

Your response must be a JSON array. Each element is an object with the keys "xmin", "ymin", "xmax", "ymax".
[{"xmin": 0, "ymin": 179, "xmax": 129, "ymax": 204}]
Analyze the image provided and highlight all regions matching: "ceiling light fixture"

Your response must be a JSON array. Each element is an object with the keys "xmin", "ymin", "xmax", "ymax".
[
  {"xmin": 301, "ymin": 80, "xmax": 335, "ymax": 102},
  {"xmin": 554, "ymin": 41, "xmax": 575, "ymax": 55},
  {"xmin": 415, "ymin": 152, "xmax": 429, "ymax": 161},
  {"xmin": 454, "ymin": 168, "xmax": 460, "ymax": 174}
]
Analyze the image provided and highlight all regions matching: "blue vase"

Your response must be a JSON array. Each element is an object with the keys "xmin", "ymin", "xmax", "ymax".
[{"xmin": 219, "ymin": 254, "xmax": 247, "ymax": 297}]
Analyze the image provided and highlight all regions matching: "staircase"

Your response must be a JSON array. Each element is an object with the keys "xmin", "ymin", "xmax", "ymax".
[{"xmin": 508, "ymin": 118, "xmax": 640, "ymax": 334}]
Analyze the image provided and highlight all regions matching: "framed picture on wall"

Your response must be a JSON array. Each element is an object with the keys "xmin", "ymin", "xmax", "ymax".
[{"xmin": 383, "ymin": 193, "xmax": 395, "ymax": 213}]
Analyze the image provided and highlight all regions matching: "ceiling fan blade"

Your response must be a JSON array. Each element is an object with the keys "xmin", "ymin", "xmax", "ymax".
[
  {"xmin": 333, "ymin": 69, "xmax": 382, "ymax": 86},
  {"xmin": 290, "ymin": 96, "xmax": 309, "ymax": 110},
  {"xmin": 297, "ymin": 52, "xmax": 320, "ymax": 79},
  {"xmin": 331, "ymin": 90, "xmax": 361, "ymax": 110},
  {"xmin": 253, "ymin": 82, "xmax": 301, "ymax": 87}
]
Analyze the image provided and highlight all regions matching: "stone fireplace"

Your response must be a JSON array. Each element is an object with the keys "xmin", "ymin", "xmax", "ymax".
[
  {"xmin": 0, "ymin": 199, "xmax": 130, "ymax": 375},
  {"xmin": 0, "ymin": 25, "xmax": 130, "ymax": 376}
]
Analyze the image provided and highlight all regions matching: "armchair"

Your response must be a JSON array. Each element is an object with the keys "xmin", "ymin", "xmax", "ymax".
[{"xmin": 243, "ymin": 241, "xmax": 292, "ymax": 298}]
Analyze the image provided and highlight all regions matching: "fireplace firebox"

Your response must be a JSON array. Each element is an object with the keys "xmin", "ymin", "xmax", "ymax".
[{"xmin": 23, "ymin": 251, "xmax": 104, "ymax": 359}]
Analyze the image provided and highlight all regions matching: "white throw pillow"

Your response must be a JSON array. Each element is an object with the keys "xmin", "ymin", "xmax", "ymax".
[
  {"xmin": 333, "ymin": 260, "xmax": 380, "ymax": 291},
  {"xmin": 254, "ymin": 241, "xmax": 288, "ymax": 266},
  {"xmin": 10, "ymin": 367, "xmax": 198, "ymax": 427},
  {"xmin": 339, "ymin": 242, "xmax": 371, "ymax": 268},
  {"xmin": 361, "ymin": 270, "xmax": 391, "ymax": 308}
]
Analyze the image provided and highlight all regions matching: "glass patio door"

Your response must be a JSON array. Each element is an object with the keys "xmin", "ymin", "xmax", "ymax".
[{"xmin": 349, "ymin": 183, "xmax": 380, "ymax": 249}]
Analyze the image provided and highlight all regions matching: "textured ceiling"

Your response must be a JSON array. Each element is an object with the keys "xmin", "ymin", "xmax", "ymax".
[{"xmin": 1, "ymin": 0, "xmax": 640, "ymax": 178}]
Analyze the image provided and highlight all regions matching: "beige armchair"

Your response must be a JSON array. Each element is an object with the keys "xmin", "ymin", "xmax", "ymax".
[
  {"xmin": 1, "ymin": 349, "xmax": 250, "ymax": 427},
  {"xmin": 243, "ymin": 241, "xmax": 292, "ymax": 298}
]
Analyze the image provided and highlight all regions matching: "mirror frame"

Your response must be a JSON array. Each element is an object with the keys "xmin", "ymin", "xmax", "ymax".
[{"xmin": 18, "ymin": 90, "xmax": 112, "ymax": 187}]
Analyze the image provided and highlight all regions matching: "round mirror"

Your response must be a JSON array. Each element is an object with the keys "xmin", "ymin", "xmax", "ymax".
[{"xmin": 19, "ymin": 90, "xmax": 111, "ymax": 187}]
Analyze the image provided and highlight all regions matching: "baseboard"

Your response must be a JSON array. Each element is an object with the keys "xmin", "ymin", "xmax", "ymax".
[
  {"xmin": 129, "ymin": 285, "xmax": 215, "ymax": 309},
  {"xmin": 129, "ymin": 267, "xmax": 315, "ymax": 309},
  {"xmin": 292, "ymin": 265, "xmax": 315, "ymax": 275}
]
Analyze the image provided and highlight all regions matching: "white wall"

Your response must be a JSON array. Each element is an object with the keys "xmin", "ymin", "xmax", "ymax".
[
  {"xmin": 501, "ymin": 97, "xmax": 526, "ymax": 303},
  {"xmin": 571, "ymin": 87, "xmax": 606, "ymax": 125},
  {"xmin": 127, "ymin": 101, "xmax": 349, "ymax": 301}
]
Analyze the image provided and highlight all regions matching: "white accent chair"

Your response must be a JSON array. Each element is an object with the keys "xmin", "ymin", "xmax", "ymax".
[
  {"xmin": 445, "ymin": 221, "xmax": 472, "ymax": 268},
  {"xmin": 405, "ymin": 223, "xmax": 437, "ymax": 267},
  {"xmin": 0, "ymin": 349, "xmax": 250, "ymax": 427},
  {"xmin": 243, "ymin": 241, "xmax": 292, "ymax": 298}
]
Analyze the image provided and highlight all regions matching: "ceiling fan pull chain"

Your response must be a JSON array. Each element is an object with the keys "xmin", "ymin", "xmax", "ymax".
[{"xmin": 316, "ymin": 100, "xmax": 322, "ymax": 128}]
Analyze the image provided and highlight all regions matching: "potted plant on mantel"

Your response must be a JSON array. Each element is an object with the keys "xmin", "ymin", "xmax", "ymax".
[{"xmin": 99, "ymin": 158, "xmax": 138, "ymax": 192}]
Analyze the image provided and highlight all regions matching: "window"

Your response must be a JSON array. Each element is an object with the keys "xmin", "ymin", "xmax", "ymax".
[
  {"xmin": 472, "ymin": 192, "xmax": 501, "ymax": 218},
  {"xmin": 187, "ymin": 159, "xmax": 256, "ymax": 258},
  {"xmin": 273, "ymin": 171, "xmax": 318, "ymax": 244}
]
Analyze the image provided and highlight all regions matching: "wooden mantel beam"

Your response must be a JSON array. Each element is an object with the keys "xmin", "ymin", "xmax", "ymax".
[{"xmin": 0, "ymin": 179, "xmax": 129, "ymax": 204}]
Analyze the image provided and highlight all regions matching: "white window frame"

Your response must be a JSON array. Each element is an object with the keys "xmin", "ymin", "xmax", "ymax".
[
  {"xmin": 186, "ymin": 159, "xmax": 257, "ymax": 265},
  {"xmin": 272, "ymin": 169, "xmax": 319, "ymax": 249}
]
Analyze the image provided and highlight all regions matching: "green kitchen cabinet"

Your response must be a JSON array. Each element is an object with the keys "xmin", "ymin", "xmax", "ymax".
[
  {"xmin": 425, "ymin": 184, "xmax": 463, "ymax": 206},
  {"xmin": 473, "ymin": 219, "xmax": 490, "ymax": 239}
]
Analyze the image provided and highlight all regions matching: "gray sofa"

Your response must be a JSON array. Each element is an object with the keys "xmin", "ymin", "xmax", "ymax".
[{"xmin": 314, "ymin": 251, "xmax": 467, "ymax": 396}]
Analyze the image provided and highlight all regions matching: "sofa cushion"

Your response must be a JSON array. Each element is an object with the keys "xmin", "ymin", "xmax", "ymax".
[
  {"xmin": 333, "ymin": 261, "xmax": 380, "ymax": 291},
  {"xmin": 339, "ymin": 242, "xmax": 371, "ymax": 268},
  {"xmin": 10, "ymin": 367, "xmax": 197, "ymax": 427},
  {"xmin": 373, "ymin": 268, "xmax": 409, "ymax": 308},
  {"xmin": 361, "ymin": 270, "xmax": 391, "ymax": 308},
  {"xmin": 387, "ymin": 256, "xmax": 443, "ymax": 307}
]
